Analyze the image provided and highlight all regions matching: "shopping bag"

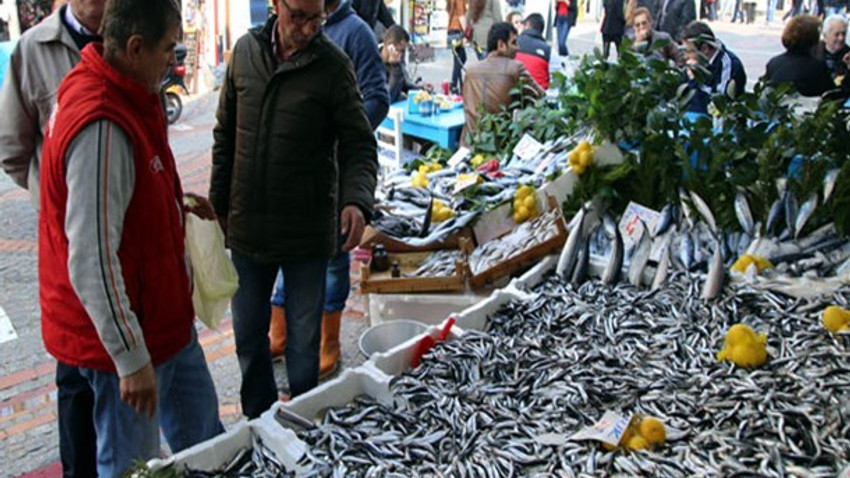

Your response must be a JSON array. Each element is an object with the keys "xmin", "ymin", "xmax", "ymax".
[{"xmin": 185, "ymin": 214, "xmax": 239, "ymax": 330}]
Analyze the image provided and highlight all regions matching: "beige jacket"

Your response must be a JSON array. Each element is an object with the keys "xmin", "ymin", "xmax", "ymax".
[
  {"xmin": 0, "ymin": 9, "xmax": 80, "ymax": 209},
  {"xmin": 461, "ymin": 54, "xmax": 546, "ymax": 142}
]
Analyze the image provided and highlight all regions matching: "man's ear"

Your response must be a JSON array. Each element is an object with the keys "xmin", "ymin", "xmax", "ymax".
[{"xmin": 126, "ymin": 34, "xmax": 145, "ymax": 62}]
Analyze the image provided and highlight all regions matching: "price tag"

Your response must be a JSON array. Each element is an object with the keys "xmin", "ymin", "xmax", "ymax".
[
  {"xmin": 453, "ymin": 173, "xmax": 480, "ymax": 194},
  {"xmin": 513, "ymin": 133, "xmax": 543, "ymax": 160},
  {"xmin": 570, "ymin": 411, "xmax": 631, "ymax": 447},
  {"xmin": 447, "ymin": 146, "xmax": 470, "ymax": 168},
  {"xmin": 618, "ymin": 201, "xmax": 660, "ymax": 256}
]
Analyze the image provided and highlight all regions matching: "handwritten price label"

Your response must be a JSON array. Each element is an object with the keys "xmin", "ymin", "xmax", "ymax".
[{"xmin": 570, "ymin": 411, "xmax": 631, "ymax": 446}]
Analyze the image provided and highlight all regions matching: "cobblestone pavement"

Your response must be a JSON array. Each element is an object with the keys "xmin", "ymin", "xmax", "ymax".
[{"xmin": 1, "ymin": 20, "xmax": 782, "ymax": 477}]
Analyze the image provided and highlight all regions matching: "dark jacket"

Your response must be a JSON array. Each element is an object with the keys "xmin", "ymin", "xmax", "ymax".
[
  {"xmin": 688, "ymin": 45, "xmax": 747, "ymax": 114},
  {"xmin": 815, "ymin": 41, "xmax": 850, "ymax": 80},
  {"xmin": 210, "ymin": 17, "xmax": 378, "ymax": 262},
  {"xmin": 657, "ymin": 0, "xmax": 695, "ymax": 41},
  {"xmin": 352, "ymin": 0, "xmax": 395, "ymax": 28},
  {"xmin": 516, "ymin": 29, "xmax": 551, "ymax": 89},
  {"xmin": 324, "ymin": 0, "xmax": 389, "ymax": 129},
  {"xmin": 385, "ymin": 61, "xmax": 417, "ymax": 103},
  {"xmin": 765, "ymin": 51, "xmax": 835, "ymax": 97},
  {"xmin": 601, "ymin": 0, "xmax": 627, "ymax": 36}
]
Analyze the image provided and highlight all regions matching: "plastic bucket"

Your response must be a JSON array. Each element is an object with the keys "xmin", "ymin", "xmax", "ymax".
[{"xmin": 358, "ymin": 320, "xmax": 428, "ymax": 358}]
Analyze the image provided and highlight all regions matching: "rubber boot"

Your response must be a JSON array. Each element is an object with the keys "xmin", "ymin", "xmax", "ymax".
[
  {"xmin": 319, "ymin": 310, "xmax": 342, "ymax": 379},
  {"xmin": 269, "ymin": 305, "xmax": 286, "ymax": 361}
]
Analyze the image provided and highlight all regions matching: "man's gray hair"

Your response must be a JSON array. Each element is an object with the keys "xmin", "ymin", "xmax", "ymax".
[
  {"xmin": 824, "ymin": 14, "xmax": 848, "ymax": 36},
  {"xmin": 102, "ymin": 0, "xmax": 181, "ymax": 54}
]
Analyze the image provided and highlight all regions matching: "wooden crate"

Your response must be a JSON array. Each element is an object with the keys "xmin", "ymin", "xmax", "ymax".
[
  {"xmin": 464, "ymin": 197, "xmax": 568, "ymax": 290},
  {"xmin": 360, "ymin": 251, "xmax": 466, "ymax": 294},
  {"xmin": 358, "ymin": 226, "xmax": 475, "ymax": 253}
]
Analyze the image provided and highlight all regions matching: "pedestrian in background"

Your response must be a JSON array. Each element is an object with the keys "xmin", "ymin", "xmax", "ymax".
[
  {"xmin": 681, "ymin": 20, "xmax": 746, "ymax": 113},
  {"xmin": 467, "ymin": 0, "xmax": 502, "ymax": 58},
  {"xmin": 447, "ymin": 0, "xmax": 467, "ymax": 93},
  {"xmin": 766, "ymin": 15, "xmax": 835, "ymax": 96},
  {"xmin": 0, "ymin": 1, "xmax": 106, "ymax": 475},
  {"xmin": 601, "ymin": 0, "xmax": 626, "ymax": 59},
  {"xmin": 657, "ymin": 0, "xmax": 696, "ymax": 41},
  {"xmin": 267, "ymin": 0, "xmax": 389, "ymax": 381},
  {"xmin": 516, "ymin": 12, "xmax": 551, "ymax": 88},
  {"xmin": 38, "ymin": 0, "xmax": 224, "ymax": 475},
  {"xmin": 816, "ymin": 15, "xmax": 850, "ymax": 81},
  {"xmin": 382, "ymin": 25, "xmax": 418, "ymax": 102},
  {"xmin": 554, "ymin": 0, "xmax": 577, "ymax": 56},
  {"xmin": 507, "ymin": 10, "xmax": 524, "ymax": 31},
  {"xmin": 211, "ymin": 0, "xmax": 378, "ymax": 418}
]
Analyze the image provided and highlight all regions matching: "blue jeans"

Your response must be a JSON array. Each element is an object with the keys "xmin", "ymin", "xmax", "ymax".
[
  {"xmin": 271, "ymin": 251, "xmax": 350, "ymax": 313},
  {"xmin": 767, "ymin": 0, "xmax": 777, "ymax": 21},
  {"xmin": 78, "ymin": 330, "xmax": 223, "ymax": 477},
  {"xmin": 231, "ymin": 250, "xmax": 327, "ymax": 417},
  {"xmin": 555, "ymin": 15, "xmax": 570, "ymax": 56},
  {"xmin": 56, "ymin": 363, "xmax": 97, "ymax": 478}
]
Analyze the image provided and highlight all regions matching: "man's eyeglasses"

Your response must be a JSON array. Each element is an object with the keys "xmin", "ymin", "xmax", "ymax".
[
  {"xmin": 634, "ymin": 20, "xmax": 650, "ymax": 27},
  {"xmin": 280, "ymin": 0, "xmax": 326, "ymax": 26}
]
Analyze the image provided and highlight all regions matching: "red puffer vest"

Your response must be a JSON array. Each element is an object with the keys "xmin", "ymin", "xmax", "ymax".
[{"xmin": 39, "ymin": 43, "xmax": 193, "ymax": 373}]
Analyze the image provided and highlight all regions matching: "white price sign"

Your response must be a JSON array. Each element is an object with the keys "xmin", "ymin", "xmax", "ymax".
[{"xmin": 513, "ymin": 133, "xmax": 543, "ymax": 160}]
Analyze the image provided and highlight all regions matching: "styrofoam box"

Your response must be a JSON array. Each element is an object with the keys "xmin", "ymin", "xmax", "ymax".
[
  {"xmin": 509, "ymin": 254, "xmax": 557, "ymax": 292},
  {"xmin": 453, "ymin": 288, "xmax": 525, "ymax": 332},
  {"xmin": 278, "ymin": 367, "xmax": 395, "ymax": 423},
  {"xmin": 364, "ymin": 318, "xmax": 465, "ymax": 377},
  {"xmin": 147, "ymin": 416, "xmax": 306, "ymax": 473},
  {"xmin": 366, "ymin": 291, "xmax": 491, "ymax": 327}
]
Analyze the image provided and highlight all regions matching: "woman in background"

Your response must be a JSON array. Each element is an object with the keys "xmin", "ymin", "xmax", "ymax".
[
  {"xmin": 467, "ymin": 0, "xmax": 502, "ymax": 58},
  {"xmin": 765, "ymin": 15, "xmax": 835, "ymax": 97},
  {"xmin": 555, "ymin": 0, "xmax": 579, "ymax": 56},
  {"xmin": 601, "ymin": 0, "xmax": 626, "ymax": 59}
]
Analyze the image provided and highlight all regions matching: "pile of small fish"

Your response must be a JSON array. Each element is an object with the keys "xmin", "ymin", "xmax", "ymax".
[
  {"xmin": 468, "ymin": 209, "xmax": 563, "ymax": 275},
  {"xmin": 558, "ymin": 182, "xmax": 849, "ymax": 299},
  {"xmin": 179, "ymin": 436, "xmax": 291, "ymax": 477},
  {"xmin": 281, "ymin": 273, "xmax": 850, "ymax": 477},
  {"xmin": 409, "ymin": 250, "xmax": 464, "ymax": 278}
]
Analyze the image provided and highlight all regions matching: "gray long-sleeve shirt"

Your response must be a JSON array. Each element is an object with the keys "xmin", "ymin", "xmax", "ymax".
[{"xmin": 64, "ymin": 120, "xmax": 151, "ymax": 377}]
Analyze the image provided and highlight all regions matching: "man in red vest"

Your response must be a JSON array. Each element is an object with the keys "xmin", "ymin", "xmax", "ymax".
[
  {"xmin": 39, "ymin": 0, "xmax": 223, "ymax": 474},
  {"xmin": 516, "ymin": 13, "xmax": 551, "ymax": 89}
]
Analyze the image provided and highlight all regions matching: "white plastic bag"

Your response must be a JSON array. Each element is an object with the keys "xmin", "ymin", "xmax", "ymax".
[{"xmin": 185, "ymin": 215, "xmax": 239, "ymax": 330}]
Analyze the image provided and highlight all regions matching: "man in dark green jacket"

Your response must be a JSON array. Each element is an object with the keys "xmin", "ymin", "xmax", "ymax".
[{"xmin": 210, "ymin": 0, "xmax": 378, "ymax": 418}]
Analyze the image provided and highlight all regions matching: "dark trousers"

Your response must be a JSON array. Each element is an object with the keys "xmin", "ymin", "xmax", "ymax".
[
  {"xmin": 602, "ymin": 34, "xmax": 622, "ymax": 59},
  {"xmin": 56, "ymin": 362, "xmax": 98, "ymax": 478},
  {"xmin": 448, "ymin": 29, "xmax": 466, "ymax": 92},
  {"xmin": 556, "ymin": 15, "xmax": 571, "ymax": 56}
]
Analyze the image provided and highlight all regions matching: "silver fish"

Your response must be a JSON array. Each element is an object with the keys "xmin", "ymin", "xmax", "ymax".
[
  {"xmin": 679, "ymin": 229, "xmax": 695, "ymax": 270},
  {"xmin": 734, "ymin": 190, "xmax": 754, "ymax": 236},
  {"xmin": 654, "ymin": 203, "xmax": 675, "ymax": 237},
  {"xmin": 793, "ymin": 193, "xmax": 818, "ymax": 240},
  {"xmin": 651, "ymin": 235, "xmax": 672, "ymax": 291},
  {"xmin": 601, "ymin": 215, "xmax": 623, "ymax": 284},
  {"xmin": 570, "ymin": 233, "xmax": 591, "ymax": 285},
  {"xmin": 783, "ymin": 190, "xmax": 798, "ymax": 234},
  {"xmin": 700, "ymin": 238, "xmax": 723, "ymax": 300},
  {"xmin": 557, "ymin": 207, "xmax": 585, "ymax": 278},
  {"xmin": 823, "ymin": 168, "xmax": 840, "ymax": 204},
  {"xmin": 689, "ymin": 190, "xmax": 717, "ymax": 235},
  {"xmin": 765, "ymin": 196, "xmax": 784, "ymax": 237},
  {"xmin": 627, "ymin": 224, "xmax": 652, "ymax": 288}
]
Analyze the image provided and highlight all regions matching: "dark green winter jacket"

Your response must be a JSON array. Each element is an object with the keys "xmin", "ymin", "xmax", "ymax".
[{"xmin": 210, "ymin": 16, "xmax": 377, "ymax": 262}]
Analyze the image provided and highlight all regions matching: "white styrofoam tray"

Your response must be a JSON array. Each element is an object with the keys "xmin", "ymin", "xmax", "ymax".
[
  {"xmin": 366, "ymin": 290, "xmax": 490, "ymax": 327},
  {"xmin": 146, "ymin": 415, "xmax": 306, "ymax": 474},
  {"xmin": 364, "ymin": 317, "xmax": 465, "ymax": 378},
  {"xmin": 276, "ymin": 367, "xmax": 394, "ymax": 423}
]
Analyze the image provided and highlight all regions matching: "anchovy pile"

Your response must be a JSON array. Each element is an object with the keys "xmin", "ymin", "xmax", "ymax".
[
  {"xmin": 468, "ymin": 209, "xmax": 563, "ymax": 275},
  {"xmin": 182, "ymin": 436, "xmax": 291, "ymax": 477},
  {"xmin": 409, "ymin": 250, "xmax": 464, "ymax": 278},
  {"xmin": 285, "ymin": 273, "xmax": 849, "ymax": 477}
]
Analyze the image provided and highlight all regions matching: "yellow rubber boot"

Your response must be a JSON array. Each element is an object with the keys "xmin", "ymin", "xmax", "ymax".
[
  {"xmin": 269, "ymin": 305, "xmax": 286, "ymax": 361},
  {"xmin": 319, "ymin": 310, "xmax": 342, "ymax": 379}
]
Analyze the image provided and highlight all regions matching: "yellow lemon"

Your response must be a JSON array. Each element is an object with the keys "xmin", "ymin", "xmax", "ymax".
[
  {"xmin": 731, "ymin": 254, "xmax": 755, "ymax": 273},
  {"xmin": 514, "ymin": 198, "xmax": 524, "ymax": 210},
  {"xmin": 638, "ymin": 417, "xmax": 666, "ymax": 446},
  {"xmin": 572, "ymin": 163, "xmax": 587, "ymax": 175},
  {"xmin": 725, "ymin": 323, "xmax": 758, "ymax": 347},
  {"xmin": 578, "ymin": 140, "xmax": 592, "ymax": 152},
  {"xmin": 523, "ymin": 194, "xmax": 536, "ymax": 210},
  {"xmin": 578, "ymin": 149, "xmax": 594, "ymax": 168},
  {"xmin": 626, "ymin": 435, "xmax": 650, "ymax": 451},
  {"xmin": 727, "ymin": 344, "xmax": 768, "ymax": 367},
  {"xmin": 823, "ymin": 306, "xmax": 850, "ymax": 333}
]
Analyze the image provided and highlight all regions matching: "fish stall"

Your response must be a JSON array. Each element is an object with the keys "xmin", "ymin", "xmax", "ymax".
[{"xmin": 138, "ymin": 45, "xmax": 850, "ymax": 477}]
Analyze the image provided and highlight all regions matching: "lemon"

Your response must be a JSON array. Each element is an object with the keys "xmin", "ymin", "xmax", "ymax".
[
  {"xmin": 725, "ymin": 323, "xmax": 758, "ymax": 347},
  {"xmin": 638, "ymin": 417, "xmax": 666, "ymax": 446},
  {"xmin": 513, "ymin": 211, "xmax": 525, "ymax": 223},
  {"xmin": 731, "ymin": 254, "xmax": 755, "ymax": 273},
  {"xmin": 823, "ymin": 306, "xmax": 850, "ymax": 333},
  {"xmin": 514, "ymin": 198, "xmax": 524, "ymax": 210},
  {"xmin": 578, "ymin": 140, "xmax": 592, "ymax": 152},
  {"xmin": 626, "ymin": 435, "xmax": 650, "ymax": 451},
  {"xmin": 568, "ymin": 150, "xmax": 578, "ymax": 163},
  {"xmin": 523, "ymin": 195, "xmax": 536, "ymax": 210},
  {"xmin": 727, "ymin": 344, "xmax": 768, "ymax": 367},
  {"xmin": 572, "ymin": 163, "xmax": 587, "ymax": 175},
  {"xmin": 418, "ymin": 165, "xmax": 430, "ymax": 174},
  {"xmin": 578, "ymin": 149, "xmax": 594, "ymax": 168}
]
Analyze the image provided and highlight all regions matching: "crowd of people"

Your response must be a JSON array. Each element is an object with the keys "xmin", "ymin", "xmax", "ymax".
[{"xmin": 0, "ymin": 0, "xmax": 848, "ymax": 476}]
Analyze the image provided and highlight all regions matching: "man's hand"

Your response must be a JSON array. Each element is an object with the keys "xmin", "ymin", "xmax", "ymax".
[
  {"xmin": 340, "ymin": 205, "xmax": 366, "ymax": 253},
  {"xmin": 184, "ymin": 192, "xmax": 217, "ymax": 220},
  {"xmin": 843, "ymin": 51, "xmax": 850, "ymax": 67},
  {"xmin": 120, "ymin": 362, "xmax": 157, "ymax": 418}
]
